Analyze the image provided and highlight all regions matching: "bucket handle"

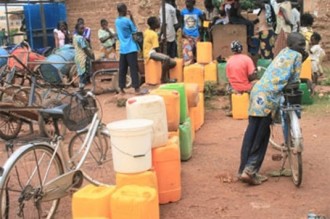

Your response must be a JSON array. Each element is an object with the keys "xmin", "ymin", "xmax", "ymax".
[{"xmin": 111, "ymin": 142, "xmax": 150, "ymax": 158}]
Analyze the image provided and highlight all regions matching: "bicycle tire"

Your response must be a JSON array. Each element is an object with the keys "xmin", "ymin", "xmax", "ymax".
[
  {"xmin": 0, "ymin": 143, "xmax": 64, "ymax": 218},
  {"xmin": 269, "ymin": 123, "xmax": 285, "ymax": 151},
  {"xmin": 287, "ymin": 112, "xmax": 303, "ymax": 187},
  {"xmin": 0, "ymin": 112, "xmax": 22, "ymax": 140},
  {"xmin": 38, "ymin": 99, "xmax": 67, "ymax": 138},
  {"xmin": 13, "ymin": 87, "xmax": 42, "ymax": 107},
  {"xmin": 68, "ymin": 126, "xmax": 115, "ymax": 186}
]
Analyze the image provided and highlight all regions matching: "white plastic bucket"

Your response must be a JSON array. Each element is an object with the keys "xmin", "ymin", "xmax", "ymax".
[
  {"xmin": 107, "ymin": 119, "xmax": 154, "ymax": 174},
  {"xmin": 126, "ymin": 95, "xmax": 168, "ymax": 148}
]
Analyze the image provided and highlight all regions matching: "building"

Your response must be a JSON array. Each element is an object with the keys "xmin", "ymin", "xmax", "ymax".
[{"xmin": 0, "ymin": 7, "xmax": 24, "ymax": 44}]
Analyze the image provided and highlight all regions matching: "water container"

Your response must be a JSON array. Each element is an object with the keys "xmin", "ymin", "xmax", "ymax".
[
  {"xmin": 144, "ymin": 59, "xmax": 162, "ymax": 85},
  {"xmin": 159, "ymin": 83, "xmax": 188, "ymax": 124},
  {"xmin": 152, "ymin": 138, "xmax": 181, "ymax": 204},
  {"xmin": 257, "ymin": 59, "xmax": 271, "ymax": 78},
  {"xmin": 107, "ymin": 119, "xmax": 154, "ymax": 173},
  {"xmin": 191, "ymin": 92, "xmax": 205, "ymax": 131},
  {"xmin": 111, "ymin": 185, "xmax": 159, "ymax": 219},
  {"xmin": 150, "ymin": 89, "xmax": 180, "ymax": 131},
  {"xmin": 299, "ymin": 82, "xmax": 313, "ymax": 105},
  {"xmin": 8, "ymin": 47, "xmax": 45, "ymax": 71},
  {"xmin": 185, "ymin": 83, "xmax": 200, "ymax": 108},
  {"xmin": 170, "ymin": 58, "xmax": 183, "ymax": 82},
  {"xmin": 116, "ymin": 170, "xmax": 158, "ymax": 191},
  {"xmin": 183, "ymin": 63, "xmax": 205, "ymax": 92},
  {"xmin": 126, "ymin": 95, "xmax": 168, "ymax": 147},
  {"xmin": 0, "ymin": 48, "xmax": 8, "ymax": 68},
  {"xmin": 232, "ymin": 93, "xmax": 249, "ymax": 119},
  {"xmin": 72, "ymin": 184, "xmax": 116, "ymax": 218},
  {"xmin": 197, "ymin": 42, "xmax": 212, "ymax": 64},
  {"xmin": 217, "ymin": 62, "xmax": 228, "ymax": 85},
  {"xmin": 300, "ymin": 57, "xmax": 312, "ymax": 80},
  {"xmin": 39, "ymin": 45, "xmax": 75, "ymax": 84},
  {"xmin": 168, "ymin": 132, "xmax": 180, "ymax": 147},
  {"xmin": 179, "ymin": 117, "xmax": 193, "ymax": 161},
  {"xmin": 204, "ymin": 61, "xmax": 218, "ymax": 82},
  {"xmin": 168, "ymin": 130, "xmax": 179, "ymax": 141},
  {"xmin": 188, "ymin": 108, "xmax": 195, "ymax": 141}
]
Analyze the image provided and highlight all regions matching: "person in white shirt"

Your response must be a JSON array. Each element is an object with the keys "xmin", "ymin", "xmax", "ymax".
[
  {"xmin": 98, "ymin": 19, "xmax": 117, "ymax": 60},
  {"xmin": 54, "ymin": 21, "xmax": 71, "ymax": 48},
  {"xmin": 310, "ymin": 32, "xmax": 326, "ymax": 84},
  {"xmin": 160, "ymin": 0, "xmax": 179, "ymax": 58},
  {"xmin": 291, "ymin": 4, "xmax": 300, "ymax": 32}
]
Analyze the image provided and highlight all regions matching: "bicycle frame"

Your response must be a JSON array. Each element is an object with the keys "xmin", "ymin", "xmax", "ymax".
[
  {"xmin": 281, "ymin": 106, "xmax": 303, "ymax": 152},
  {"xmin": 0, "ymin": 110, "xmax": 102, "ymax": 202}
]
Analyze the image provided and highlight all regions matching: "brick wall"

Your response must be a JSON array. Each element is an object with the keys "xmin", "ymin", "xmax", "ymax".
[
  {"xmin": 65, "ymin": 0, "xmax": 203, "ymax": 49},
  {"xmin": 66, "ymin": 0, "xmax": 329, "ymax": 59},
  {"xmin": 306, "ymin": 0, "xmax": 330, "ymax": 60}
]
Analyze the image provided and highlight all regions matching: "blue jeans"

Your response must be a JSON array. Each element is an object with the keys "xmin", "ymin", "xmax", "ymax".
[{"xmin": 238, "ymin": 114, "xmax": 272, "ymax": 175}]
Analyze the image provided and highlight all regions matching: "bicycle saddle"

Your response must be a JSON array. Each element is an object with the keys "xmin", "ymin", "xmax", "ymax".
[{"xmin": 39, "ymin": 104, "xmax": 68, "ymax": 120}]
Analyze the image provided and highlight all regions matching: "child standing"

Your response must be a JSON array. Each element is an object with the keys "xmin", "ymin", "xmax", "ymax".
[
  {"xmin": 310, "ymin": 32, "xmax": 326, "ymax": 84},
  {"xmin": 73, "ymin": 22, "xmax": 95, "ymax": 90}
]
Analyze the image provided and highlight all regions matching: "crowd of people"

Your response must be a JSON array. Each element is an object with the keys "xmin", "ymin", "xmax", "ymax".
[{"xmin": 50, "ymin": 1, "xmax": 326, "ymax": 186}]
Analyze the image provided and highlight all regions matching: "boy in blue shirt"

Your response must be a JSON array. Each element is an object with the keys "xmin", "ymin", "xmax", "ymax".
[
  {"xmin": 181, "ymin": 0, "xmax": 204, "ymax": 65},
  {"xmin": 115, "ymin": 3, "xmax": 141, "ymax": 94}
]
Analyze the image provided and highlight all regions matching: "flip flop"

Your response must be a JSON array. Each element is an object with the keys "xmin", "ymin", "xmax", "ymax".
[
  {"xmin": 268, "ymin": 169, "xmax": 292, "ymax": 177},
  {"xmin": 240, "ymin": 172, "xmax": 262, "ymax": 185},
  {"xmin": 135, "ymin": 88, "xmax": 149, "ymax": 95}
]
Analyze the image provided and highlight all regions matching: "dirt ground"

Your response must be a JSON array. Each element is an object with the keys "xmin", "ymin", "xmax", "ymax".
[{"xmin": 1, "ymin": 86, "xmax": 330, "ymax": 219}]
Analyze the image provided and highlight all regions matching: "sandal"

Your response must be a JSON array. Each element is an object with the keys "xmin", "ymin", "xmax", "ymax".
[{"xmin": 240, "ymin": 171, "xmax": 262, "ymax": 185}]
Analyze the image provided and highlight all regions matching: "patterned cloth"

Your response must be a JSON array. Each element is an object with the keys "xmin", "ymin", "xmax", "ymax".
[
  {"xmin": 182, "ymin": 36, "xmax": 199, "ymax": 66},
  {"xmin": 73, "ymin": 35, "xmax": 88, "ymax": 76},
  {"xmin": 300, "ymin": 26, "xmax": 313, "ymax": 50},
  {"xmin": 249, "ymin": 47, "xmax": 302, "ymax": 117},
  {"xmin": 259, "ymin": 30, "xmax": 276, "ymax": 59}
]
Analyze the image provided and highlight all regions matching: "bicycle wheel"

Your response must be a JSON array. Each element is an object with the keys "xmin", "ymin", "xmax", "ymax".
[
  {"xmin": 68, "ymin": 126, "xmax": 115, "ymax": 185},
  {"xmin": 38, "ymin": 99, "xmax": 67, "ymax": 138},
  {"xmin": 287, "ymin": 114, "xmax": 303, "ymax": 187},
  {"xmin": 0, "ymin": 143, "xmax": 64, "ymax": 218},
  {"xmin": 269, "ymin": 123, "xmax": 285, "ymax": 151},
  {"xmin": 0, "ymin": 112, "xmax": 22, "ymax": 140}
]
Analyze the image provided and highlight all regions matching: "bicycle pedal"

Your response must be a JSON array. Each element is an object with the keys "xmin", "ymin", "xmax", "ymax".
[{"xmin": 272, "ymin": 154, "xmax": 283, "ymax": 161}]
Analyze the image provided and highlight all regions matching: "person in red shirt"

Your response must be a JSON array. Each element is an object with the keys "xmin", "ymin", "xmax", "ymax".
[
  {"xmin": 226, "ymin": 41, "xmax": 257, "ymax": 116},
  {"xmin": 226, "ymin": 41, "xmax": 257, "ymax": 92}
]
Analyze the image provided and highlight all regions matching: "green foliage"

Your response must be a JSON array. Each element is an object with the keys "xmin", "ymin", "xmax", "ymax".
[
  {"xmin": 304, "ymin": 92, "xmax": 330, "ymax": 114},
  {"xmin": 320, "ymin": 78, "xmax": 330, "ymax": 86},
  {"xmin": 320, "ymin": 67, "xmax": 330, "ymax": 86},
  {"xmin": 204, "ymin": 81, "xmax": 218, "ymax": 101},
  {"xmin": 240, "ymin": 0, "xmax": 255, "ymax": 10}
]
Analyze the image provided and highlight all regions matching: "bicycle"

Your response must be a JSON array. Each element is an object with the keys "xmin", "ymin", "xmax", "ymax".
[
  {"xmin": 0, "ymin": 90, "xmax": 114, "ymax": 218},
  {"xmin": 269, "ymin": 89, "xmax": 304, "ymax": 187}
]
